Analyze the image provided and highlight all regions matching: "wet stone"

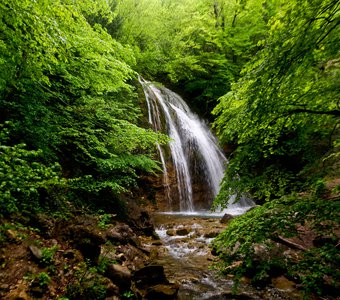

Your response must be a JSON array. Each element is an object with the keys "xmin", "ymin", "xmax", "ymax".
[{"xmin": 176, "ymin": 228, "xmax": 191, "ymax": 236}]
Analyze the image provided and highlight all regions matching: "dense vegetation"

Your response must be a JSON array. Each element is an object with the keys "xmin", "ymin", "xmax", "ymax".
[
  {"xmin": 211, "ymin": 0, "xmax": 340, "ymax": 296},
  {"xmin": 1, "ymin": 0, "xmax": 339, "ymax": 298},
  {"xmin": 0, "ymin": 0, "xmax": 167, "ymax": 216}
]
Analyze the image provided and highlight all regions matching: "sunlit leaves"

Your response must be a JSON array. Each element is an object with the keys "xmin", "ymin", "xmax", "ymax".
[
  {"xmin": 0, "ymin": 0, "xmax": 167, "ymax": 212},
  {"xmin": 0, "ymin": 139, "xmax": 63, "ymax": 214},
  {"xmin": 213, "ymin": 0, "xmax": 340, "ymax": 203}
]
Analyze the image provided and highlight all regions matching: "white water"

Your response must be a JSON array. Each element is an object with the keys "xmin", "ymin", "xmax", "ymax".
[{"xmin": 139, "ymin": 77, "xmax": 253, "ymax": 212}]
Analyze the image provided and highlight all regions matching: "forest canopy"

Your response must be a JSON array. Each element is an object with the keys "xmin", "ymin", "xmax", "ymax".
[{"xmin": 0, "ymin": 0, "xmax": 167, "ymax": 215}]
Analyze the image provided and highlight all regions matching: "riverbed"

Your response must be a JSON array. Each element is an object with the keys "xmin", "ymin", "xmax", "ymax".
[{"xmin": 144, "ymin": 213, "xmax": 304, "ymax": 300}]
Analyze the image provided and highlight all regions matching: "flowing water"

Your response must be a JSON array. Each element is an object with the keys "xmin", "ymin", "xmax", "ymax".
[
  {"xmin": 146, "ymin": 213, "xmax": 302, "ymax": 300},
  {"xmin": 139, "ymin": 77, "xmax": 253, "ymax": 212}
]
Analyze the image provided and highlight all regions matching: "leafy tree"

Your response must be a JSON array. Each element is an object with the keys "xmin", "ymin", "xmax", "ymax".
[
  {"xmin": 0, "ymin": 0, "xmax": 167, "ymax": 214},
  {"xmin": 0, "ymin": 123, "xmax": 62, "ymax": 215},
  {"xmin": 113, "ymin": 0, "xmax": 279, "ymax": 118},
  {"xmin": 212, "ymin": 0, "xmax": 340, "ymax": 295},
  {"xmin": 213, "ymin": 0, "xmax": 340, "ymax": 203}
]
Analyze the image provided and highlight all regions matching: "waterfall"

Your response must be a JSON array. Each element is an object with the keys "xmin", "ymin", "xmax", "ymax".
[{"xmin": 139, "ymin": 78, "xmax": 252, "ymax": 212}]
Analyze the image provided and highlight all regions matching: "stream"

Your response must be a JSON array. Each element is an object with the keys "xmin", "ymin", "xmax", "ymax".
[{"xmin": 144, "ymin": 212, "xmax": 303, "ymax": 300}]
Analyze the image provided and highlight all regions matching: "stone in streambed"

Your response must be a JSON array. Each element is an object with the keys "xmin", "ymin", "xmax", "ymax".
[
  {"xmin": 132, "ymin": 265, "xmax": 179, "ymax": 299},
  {"xmin": 203, "ymin": 231, "xmax": 219, "ymax": 238},
  {"xmin": 176, "ymin": 228, "xmax": 191, "ymax": 236},
  {"xmin": 220, "ymin": 213, "xmax": 234, "ymax": 224},
  {"xmin": 152, "ymin": 240, "xmax": 162, "ymax": 246},
  {"xmin": 166, "ymin": 229, "xmax": 175, "ymax": 236}
]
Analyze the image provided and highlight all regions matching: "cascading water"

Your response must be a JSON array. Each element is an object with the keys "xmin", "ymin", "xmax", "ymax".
[{"xmin": 139, "ymin": 77, "xmax": 252, "ymax": 212}]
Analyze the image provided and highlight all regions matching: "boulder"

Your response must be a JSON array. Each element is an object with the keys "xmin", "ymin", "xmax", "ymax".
[
  {"xmin": 132, "ymin": 265, "xmax": 179, "ymax": 300},
  {"xmin": 176, "ymin": 228, "xmax": 190, "ymax": 236},
  {"xmin": 106, "ymin": 224, "xmax": 140, "ymax": 247},
  {"xmin": 125, "ymin": 202, "xmax": 156, "ymax": 237},
  {"xmin": 101, "ymin": 277, "xmax": 120, "ymax": 298},
  {"xmin": 69, "ymin": 224, "xmax": 105, "ymax": 261},
  {"xmin": 132, "ymin": 265, "xmax": 168, "ymax": 290},
  {"xmin": 145, "ymin": 283, "xmax": 179, "ymax": 300},
  {"xmin": 166, "ymin": 229, "xmax": 175, "ymax": 236},
  {"xmin": 58, "ymin": 215, "xmax": 107, "ymax": 262},
  {"xmin": 220, "ymin": 214, "xmax": 234, "ymax": 224},
  {"xmin": 29, "ymin": 213, "xmax": 55, "ymax": 238},
  {"xmin": 203, "ymin": 231, "xmax": 219, "ymax": 238},
  {"xmin": 105, "ymin": 264, "xmax": 131, "ymax": 291}
]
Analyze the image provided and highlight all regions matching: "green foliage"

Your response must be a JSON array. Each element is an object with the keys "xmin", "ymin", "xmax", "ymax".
[
  {"xmin": 212, "ymin": 194, "xmax": 340, "ymax": 295},
  {"xmin": 41, "ymin": 246, "xmax": 58, "ymax": 266},
  {"xmin": 114, "ymin": 0, "xmax": 279, "ymax": 118},
  {"xmin": 98, "ymin": 213, "xmax": 112, "ymax": 229},
  {"xmin": 24, "ymin": 271, "xmax": 51, "ymax": 288},
  {"xmin": 66, "ymin": 260, "xmax": 111, "ymax": 300},
  {"xmin": 0, "ymin": 125, "xmax": 63, "ymax": 215},
  {"xmin": 122, "ymin": 290, "xmax": 135, "ymax": 299},
  {"xmin": 213, "ymin": 0, "xmax": 340, "ymax": 204},
  {"xmin": 66, "ymin": 278, "xmax": 107, "ymax": 300},
  {"xmin": 0, "ymin": 0, "xmax": 168, "ymax": 215}
]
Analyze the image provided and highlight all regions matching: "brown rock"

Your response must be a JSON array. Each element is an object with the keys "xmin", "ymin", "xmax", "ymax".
[
  {"xmin": 166, "ymin": 229, "xmax": 175, "ymax": 236},
  {"xmin": 106, "ymin": 224, "xmax": 140, "ymax": 247},
  {"xmin": 68, "ymin": 223, "xmax": 106, "ymax": 261},
  {"xmin": 29, "ymin": 213, "xmax": 54, "ymax": 238},
  {"xmin": 220, "ymin": 214, "xmax": 234, "ymax": 224},
  {"xmin": 4, "ymin": 282, "xmax": 30, "ymax": 300},
  {"xmin": 28, "ymin": 245, "xmax": 42, "ymax": 261},
  {"xmin": 145, "ymin": 283, "xmax": 179, "ymax": 300},
  {"xmin": 151, "ymin": 240, "xmax": 162, "ymax": 246},
  {"xmin": 101, "ymin": 277, "xmax": 119, "ymax": 297},
  {"xmin": 203, "ymin": 231, "xmax": 219, "ymax": 238},
  {"xmin": 272, "ymin": 276, "xmax": 295, "ymax": 291},
  {"xmin": 6, "ymin": 230, "xmax": 20, "ymax": 242},
  {"xmin": 125, "ymin": 202, "xmax": 156, "ymax": 237},
  {"xmin": 176, "ymin": 228, "xmax": 190, "ymax": 236},
  {"xmin": 105, "ymin": 264, "xmax": 131, "ymax": 291},
  {"xmin": 132, "ymin": 265, "xmax": 167, "ymax": 290}
]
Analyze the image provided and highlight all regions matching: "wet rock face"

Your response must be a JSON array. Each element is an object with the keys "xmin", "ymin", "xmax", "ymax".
[{"xmin": 143, "ymin": 158, "xmax": 215, "ymax": 211}]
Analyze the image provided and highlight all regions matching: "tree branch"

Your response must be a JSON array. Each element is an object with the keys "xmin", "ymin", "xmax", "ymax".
[
  {"xmin": 287, "ymin": 108, "xmax": 340, "ymax": 117},
  {"xmin": 271, "ymin": 235, "xmax": 307, "ymax": 251}
]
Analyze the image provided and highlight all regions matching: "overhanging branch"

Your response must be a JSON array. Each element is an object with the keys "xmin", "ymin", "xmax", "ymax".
[{"xmin": 287, "ymin": 108, "xmax": 340, "ymax": 117}]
